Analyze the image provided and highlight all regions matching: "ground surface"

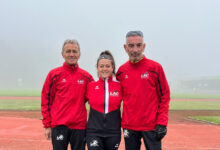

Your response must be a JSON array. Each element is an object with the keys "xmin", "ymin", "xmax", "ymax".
[{"xmin": 0, "ymin": 97, "xmax": 220, "ymax": 150}]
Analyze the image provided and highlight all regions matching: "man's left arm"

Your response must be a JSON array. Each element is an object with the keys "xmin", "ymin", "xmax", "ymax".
[
  {"xmin": 156, "ymin": 65, "xmax": 170, "ymax": 126},
  {"xmin": 154, "ymin": 65, "xmax": 170, "ymax": 140}
]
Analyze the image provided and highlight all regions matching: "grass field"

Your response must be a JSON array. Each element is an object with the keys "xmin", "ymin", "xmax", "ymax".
[
  {"xmin": 0, "ymin": 99, "xmax": 91, "ymax": 111},
  {"xmin": 189, "ymin": 116, "xmax": 220, "ymax": 125},
  {"xmin": 1, "ymin": 99, "xmax": 219, "ymax": 111},
  {"xmin": 1, "ymin": 89, "xmax": 220, "ymax": 99},
  {"xmin": 170, "ymin": 101, "xmax": 220, "ymax": 110},
  {"xmin": 0, "ymin": 89, "xmax": 220, "ymax": 124},
  {"xmin": 171, "ymin": 93, "xmax": 220, "ymax": 99},
  {"xmin": 0, "ymin": 99, "xmax": 40, "ymax": 110}
]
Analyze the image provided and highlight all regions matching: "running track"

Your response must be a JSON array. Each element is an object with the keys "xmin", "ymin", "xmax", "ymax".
[
  {"xmin": 0, "ymin": 117, "xmax": 220, "ymax": 150},
  {"xmin": 0, "ymin": 97, "xmax": 219, "ymax": 149}
]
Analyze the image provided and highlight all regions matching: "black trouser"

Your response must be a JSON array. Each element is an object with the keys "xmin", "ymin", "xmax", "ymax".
[
  {"xmin": 86, "ymin": 135, "xmax": 121, "ymax": 150},
  {"xmin": 123, "ymin": 129, "xmax": 161, "ymax": 150},
  {"xmin": 52, "ymin": 125, "xmax": 86, "ymax": 150}
]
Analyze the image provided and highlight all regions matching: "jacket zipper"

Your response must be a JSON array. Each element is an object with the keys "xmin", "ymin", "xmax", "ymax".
[{"xmin": 104, "ymin": 78, "xmax": 109, "ymax": 128}]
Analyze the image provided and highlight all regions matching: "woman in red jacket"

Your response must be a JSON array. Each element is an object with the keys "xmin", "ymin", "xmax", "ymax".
[{"xmin": 86, "ymin": 51, "xmax": 122, "ymax": 150}]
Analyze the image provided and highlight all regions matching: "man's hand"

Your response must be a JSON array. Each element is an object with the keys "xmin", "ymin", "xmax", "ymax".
[
  {"xmin": 154, "ymin": 125, "xmax": 167, "ymax": 140},
  {"xmin": 45, "ymin": 127, "xmax": 52, "ymax": 140}
]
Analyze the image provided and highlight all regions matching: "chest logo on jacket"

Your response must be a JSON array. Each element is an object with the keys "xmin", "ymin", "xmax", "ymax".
[
  {"xmin": 110, "ymin": 90, "xmax": 119, "ymax": 97},
  {"xmin": 77, "ymin": 79, "xmax": 84, "ymax": 84},
  {"xmin": 141, "ymin": 72, "xmax": 149, "ymax": 79},
  {"xmin": 95, "ymin": 85, "xmax": 99, "ymax": 89}
]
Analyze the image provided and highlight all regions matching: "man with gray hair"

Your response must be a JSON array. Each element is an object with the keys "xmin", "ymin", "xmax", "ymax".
[
  {"xmin": 116, "ymin": 31, "xmax": 170, "ymax": 150},
  {"xmin": 41, "ymin": 39, "xmax": 93, "ymax": 150}
]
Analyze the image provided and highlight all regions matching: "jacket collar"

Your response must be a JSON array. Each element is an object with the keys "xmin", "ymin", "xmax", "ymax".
[
  {"xmin": 129, "ymin": 55, "xmax": 147, "ymax": 66},
  {"xmin": 98, "ymin": 75, "xmax": 113, "ymax": 83},
  {"xmin": 63, "ymin": 62, "xmax": 79, "ymax": 71}
]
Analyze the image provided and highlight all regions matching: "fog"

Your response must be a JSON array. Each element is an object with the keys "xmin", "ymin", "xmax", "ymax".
[{"xmin": 0, "ymin": 0, "xmax": 219, "ymax": 89}]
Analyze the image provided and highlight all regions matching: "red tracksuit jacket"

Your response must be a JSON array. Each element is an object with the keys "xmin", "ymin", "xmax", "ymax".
[
  {"xmin": 86, "ymin": 76, "xmax": 122, "ymax": 137},
  {"xmin": 41, "ymin": 62, "xmax": 93, "ymax": 129},
  {"xmin": 116, "ymin": 56, "xmax": 170, "ymax": 131}
]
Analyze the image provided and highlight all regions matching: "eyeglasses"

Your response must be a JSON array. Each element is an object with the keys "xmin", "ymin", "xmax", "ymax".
[{"xmin": 126, "ymin": 31, "xmax": 143, "ymax": 38}]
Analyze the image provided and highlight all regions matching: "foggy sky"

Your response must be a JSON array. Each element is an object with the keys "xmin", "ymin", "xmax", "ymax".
[{"xmin": 0, "ymin": 0, "xmax": 219, "ymax": 89}]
